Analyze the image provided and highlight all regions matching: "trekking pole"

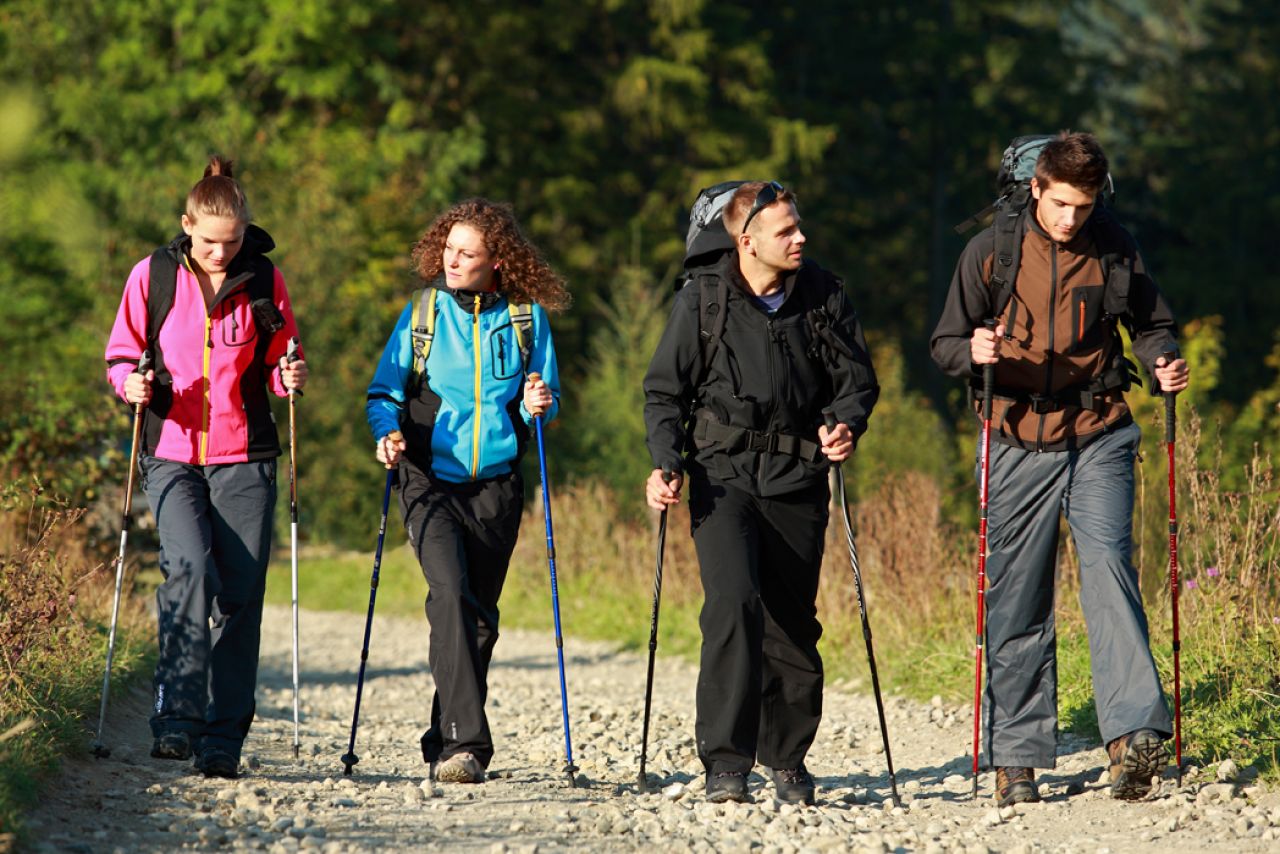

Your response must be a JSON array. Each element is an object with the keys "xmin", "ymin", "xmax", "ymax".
[
  {"xmin": 1163, "ymin": 351, "xmax": 1183, "ymax": 786},
  {"xmin": 638, "ymin": 465, "xmax": 675, "ymax": 793},
  {"xmin": 287, "ymin": 337, "xmax": 302, "ymax": 760},
  {"xmin": 91, "ymin": 350, "xmax": 153, "ymax": 759},
  {"xmin": 823, "ymin": 409, "xmax": 900, "ymax": 807},
  {"xmin": 528, "ymin": 372, "xmax": 578, "ymax": 788},
  {"xmin": 970, "ymin": 320, "xmax": 996, "ymax": 799},
  {"xmin": 341, "ymin": 466, "xmax": 395, "ymax": 776}
]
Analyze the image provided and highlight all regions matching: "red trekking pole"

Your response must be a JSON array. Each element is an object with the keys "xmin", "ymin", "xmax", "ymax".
[
  {"xmin": 971, "ymin": 321, "xmax": 995, "ymax": 799},
  {"xmin": 1163, "ymin": 352, "xmax": 1183, "ymax": 786}
]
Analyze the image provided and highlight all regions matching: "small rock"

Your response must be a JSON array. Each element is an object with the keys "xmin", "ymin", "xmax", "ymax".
[
  {"xmin": 1217, "ymin": 760, "xmax": 1239, "ymax": 783},
  {"xmin": 998, "ymin": 805, "xmax": 1016, "ymax": 821},
  {"xmin": 662, "ymin": 782, "xmax": 686, "ymax": 801},
  {"xmin": 145, "ymin": 784, "xmax": 164, "ymax": 795},
  {"xmin": 982, "ymin": 808, "xmax": 1002, "ymax": 826}
]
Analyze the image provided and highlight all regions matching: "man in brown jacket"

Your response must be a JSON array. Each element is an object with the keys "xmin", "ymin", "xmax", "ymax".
[{"xmin": 931, "ymin": 132, "xmax": 1189, "ymax": 806}]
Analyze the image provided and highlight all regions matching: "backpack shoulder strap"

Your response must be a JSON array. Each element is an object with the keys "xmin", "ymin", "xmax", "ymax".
[
  {"xmin": 146, "ymin": 247, "xmax": 179, "ymax": 355},
  {"xmin": 508, "ymin": 302, "xmax": 534, "ymax": 374},
  {"xmin": 1089, "ymin": 209, "xmax": 1133, "ymax": 318},
  {"xmin": 697, "ymin": 273, "xmax": 728, "ymax": 385},
  {"xmin": 987, "ymin": 188, "xmax": 1030, "ymax": 323},
  {"xmin": 410, "ymin": 287, "xmax": 438, "ymax": 382}
]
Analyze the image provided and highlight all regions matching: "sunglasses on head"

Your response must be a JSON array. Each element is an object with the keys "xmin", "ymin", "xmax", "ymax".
[{"xmin": 741, "ymin": 181, "xmax": 786, "ymax": 235}]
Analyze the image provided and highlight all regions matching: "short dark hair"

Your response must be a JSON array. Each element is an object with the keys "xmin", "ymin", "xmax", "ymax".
[
  {"xmin": 1034, "ymin": 132, "xmax": 1109, "ymax": 195},
  {"xmin": 722, "ymin": 181, "xmax": 798, "ymax": 236}
]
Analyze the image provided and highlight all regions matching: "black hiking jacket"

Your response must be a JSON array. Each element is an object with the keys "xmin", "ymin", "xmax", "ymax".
[{"xmin": 644, "ymin": 252, "xmax": 879, "ymax": 497}]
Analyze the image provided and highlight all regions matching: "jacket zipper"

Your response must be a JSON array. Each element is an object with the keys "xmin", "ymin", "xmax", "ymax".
[
  {"xmin": 759, "ymin": 315, "xmax": 778, "ymax": 492},
  {"xmin": 1038, "ymin": 247, "xmax": 1058, "ymax": 453},
  {"xmin": 200, "ymin": 313, "xmax": 213, "ymax": 464},
  {"xmin": 470, "ymin": 294, "xmax": 482, "ymax": 480}
]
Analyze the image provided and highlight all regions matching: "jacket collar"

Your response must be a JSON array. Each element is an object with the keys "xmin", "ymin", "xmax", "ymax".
[
  {"xmin": 428, "ymin": 275, "xmax": 504, "ymax": 312},
  {"xmin": 716, "ymin": 250, "xmax": 805, "ymax": 304}
]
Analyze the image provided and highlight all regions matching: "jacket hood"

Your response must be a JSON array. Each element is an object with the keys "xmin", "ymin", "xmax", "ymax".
[{"xmin": 166, "ymin": 223, "xmax": 276, "ymax": 264}]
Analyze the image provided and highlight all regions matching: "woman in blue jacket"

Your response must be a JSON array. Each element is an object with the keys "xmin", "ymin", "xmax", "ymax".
[{"xmin": 366, "ymin": 198, "xmax": 569, "ymax": 783}]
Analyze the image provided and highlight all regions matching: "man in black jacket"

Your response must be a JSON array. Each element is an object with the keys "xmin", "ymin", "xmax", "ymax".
[{"xmin": 643, "ymin": 181, "xmax": 879, "ymax": 804}]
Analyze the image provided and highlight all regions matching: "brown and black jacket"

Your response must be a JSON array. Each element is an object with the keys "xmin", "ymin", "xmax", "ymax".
[{"xmin": 930, "ymin": 203, "xmax": 1178, "ymax": 452}]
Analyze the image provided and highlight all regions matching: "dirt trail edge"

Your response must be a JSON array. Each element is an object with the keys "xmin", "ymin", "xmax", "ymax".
[{"xmin": 29, "ymin": 606, "xmax": 1278, "ymax": 853}]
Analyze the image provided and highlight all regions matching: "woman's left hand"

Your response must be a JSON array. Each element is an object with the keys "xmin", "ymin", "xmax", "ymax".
[
  {"xmin": 280, "ymin": 356, "xmax": 309, "ymax": 392},
  {"xmin": 524, "ymin": 375, "xmax": 552, "ymax": 417}
]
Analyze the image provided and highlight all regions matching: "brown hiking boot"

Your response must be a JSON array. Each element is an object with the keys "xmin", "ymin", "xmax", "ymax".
[
  {"xmin": 995, "ymin": 767, "xmax": 1040, "ymax": 806},
  {"xmin": 1107, "ymin": 729, "xmax": 1167, "ymax": 800}
]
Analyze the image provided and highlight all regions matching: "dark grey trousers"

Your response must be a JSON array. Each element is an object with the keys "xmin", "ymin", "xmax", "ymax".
[
  {"xmin": 981, "ymin": 420, "xmax": 1172, "ymax": 769},
  {"xmin": 398, "ymin": 462, "xmax": 523, "ymax": 769},
  {"xmin": 140, "ymin": 456, "xmax": 276, "ymax": 759},
  {"xmin": 689, "ymin": 475, "xmax": 828, "ymax": 775}
]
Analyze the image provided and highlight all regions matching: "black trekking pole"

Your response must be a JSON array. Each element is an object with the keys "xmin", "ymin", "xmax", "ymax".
[
  {"xmin": 1163, "ymin": 352, "xmax": 1183, "ymax": 786},
  {"xmin": 92, "ymin": 351, "xmax": 153, "ymax": 758},
  {"xmin": 970, "ymin": 321, "xmax": 996, "ymax": 799},
  {"xmin": 637, "ymin": 465, "xmax": 675, "ymax": 793},
  {"xmin": 287, "ymin": 337, "xmax": 302, "ymax": 759},
  {"xmin": 823, "ymin": 409, "xmax": 900, "ymax": 807},
  {"xmin": 341, "ymin": 466, "xmax": 396, "ymax": 775},
  {"xmin": 529, "ymin": 373, "xmax": 578, "ymax": 788}
]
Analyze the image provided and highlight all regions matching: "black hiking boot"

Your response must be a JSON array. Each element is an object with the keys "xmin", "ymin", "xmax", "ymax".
[
  {"xmin": 150, "ymin": 732, "xmax": 192, "ymax": 761},
  {"xmin": 1107, "ymin": 729, "xmax": 1167, "ymax": 800},
  {"xmin": 706, "ymin": 770, "xmax": 751, "ymax": 803},
  {"xmin": 768, "ymin": 764, "xmax": 816, "ymax": 805},
  {"xmin": 195, "ymin": 747, "xmax": 239, "ymax": 779},
  {"xmin": 995, "ymin": 766, "xmax": 1040, "ymax": 807}
]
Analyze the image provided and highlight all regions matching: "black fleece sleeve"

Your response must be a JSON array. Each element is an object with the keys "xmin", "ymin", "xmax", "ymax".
[
  {"xmin": 930, "ymin": 231, "xmax": 994, "ymax": 378},
  {"xmin": 1121, "ymin": 244, "xmax": 1180, "ymax": 393},
  {"xmin": 643, "ymin": 289, "xmax": 702, "ymax": 474},
  {"xmin": 825, "ymin": 286, "xmax": 879, "ymax": 440}
]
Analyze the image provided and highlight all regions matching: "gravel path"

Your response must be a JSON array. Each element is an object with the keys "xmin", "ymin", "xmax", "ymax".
[{"xmin": 29, "ymin": 606, "xmax": 1279, "ymax": 853}]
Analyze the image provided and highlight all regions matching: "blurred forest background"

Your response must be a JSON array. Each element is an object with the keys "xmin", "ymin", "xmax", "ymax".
[
  {"xmin": 3, "ymin": 0, "xmax": 1280, "ymax": 827},
  {"xmin": 4, "ymin": 0, "xmax": 1278, "ymax": 537}
]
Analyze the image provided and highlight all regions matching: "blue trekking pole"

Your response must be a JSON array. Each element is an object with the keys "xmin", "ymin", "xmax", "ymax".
[
  {"xmin": 528, "ymin": 372, "xmax": 578, "ymax": 788},
  {"xmin": 341, "ymin": 466, "xmax": 396, "ymax": 776}
]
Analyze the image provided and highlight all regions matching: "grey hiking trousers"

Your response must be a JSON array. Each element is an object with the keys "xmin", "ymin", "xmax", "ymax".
[
  {"xmin": 140, "ymin": 456, "xmax": 276, "ymax": 759},
  {"xmin": 980, "ymin": 420, "xmax": 1172, "ymax": 769}
]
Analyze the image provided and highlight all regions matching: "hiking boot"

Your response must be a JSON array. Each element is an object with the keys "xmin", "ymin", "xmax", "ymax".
[
  {"xmin": 1107, "ymin": 729, "xmax": 1167, "ymax": 800},
  {"xmin": 433, "ymin": 752, "xmax": 486, "ymax": 784},
  {"xmin": 705, "ymin": 770, "xmax": 751, "ymax": 803},
  {"xmin": 194, "ymin": 747, "xmax": 239, "ymax": 779},
  {"xmin": 995, "ymin": 767, "xmax": 1040, "ymax": 807},
  {"xmin": 150, "ymin": 732, "xmax": 192, "ymax": 761},
  {"xmin": 768, "ymin": 764, "xmax": 816, "ymax": 805}
]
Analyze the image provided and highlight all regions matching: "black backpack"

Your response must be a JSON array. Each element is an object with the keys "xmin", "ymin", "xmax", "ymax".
[
  {"xmin": 957, "ymin": 136, "xmax": 1137, "ymax": 404},
  {"xmin": 141, "ymin": 233, "xmax": 282, "ymax": 434},
  {"xmin": 674, "ymin": 181, "xmax": 854, "ymax": 387},
  {"xmin": 955, "ymin": 134, "xmax": 1125, "ymax": 327}
]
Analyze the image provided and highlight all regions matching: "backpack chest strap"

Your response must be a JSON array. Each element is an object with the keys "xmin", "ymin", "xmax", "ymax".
[{"xmin": 692, "ymin": 414, "xmax": 821, "ymax": 462}]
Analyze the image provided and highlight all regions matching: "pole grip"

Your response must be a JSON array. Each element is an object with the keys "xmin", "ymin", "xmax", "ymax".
[
  {"xmin": 822, "ymin": 407, "xmax": 838, "ymax": 432},
  {"xmin": 981, "ymin": 320, "xmax": 995, "ymax": 422},
  {"xmin": 1161, "ymin": 350, "xmax": 1178, "ymax": 443},
  {"xmin": 137, "ymin": 350, "xmax": 154, "ymax": 376},
  {"xmin": 287, "ymin": 336, "xmax": 301, "ymax": 363},
  {"xmin": 661, "ymin": 465, "xmax": 675, "ymax": 484}
]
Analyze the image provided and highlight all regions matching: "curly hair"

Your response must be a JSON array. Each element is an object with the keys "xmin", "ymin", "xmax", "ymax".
[{"xmin": 411, "ymin": 198, "xmax": 571, "ymax": 311}]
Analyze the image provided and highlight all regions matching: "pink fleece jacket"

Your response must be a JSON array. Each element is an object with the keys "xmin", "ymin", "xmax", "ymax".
[{"xmin": 105, "ymin": 253, "xmax": 302, "ymax": 465}]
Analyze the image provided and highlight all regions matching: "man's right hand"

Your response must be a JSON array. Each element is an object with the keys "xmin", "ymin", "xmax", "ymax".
[
  {"xmin": 970, "ymin": 322, "xmax": 1007, "ymax": 365},
  {"xmin": 376, "ymin": 431, "xmax": 406, "ymax": 469},
  {"xmin": 645, "ymin": 467, "xmax": 682, "ymax": 512},
  {"xmin": 124, "ymin": 370, "xmax": 154, "ymax": 406}
]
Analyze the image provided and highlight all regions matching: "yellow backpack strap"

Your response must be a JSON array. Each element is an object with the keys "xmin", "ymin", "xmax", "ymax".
[
  {"xmin": 508, "ymin": 302, "xmax": 534, "ymax": 374},
  {"xmin": 410, "ymin": 288, "xmax": 438, "ymax": 382}
]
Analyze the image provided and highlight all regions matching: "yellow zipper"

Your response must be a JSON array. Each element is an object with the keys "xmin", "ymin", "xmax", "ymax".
[
  {"xmin": 200, "ymin": 312, "xmax": 212, "ymax": 464},
  {"xmin": 470, "ymin": 294, "xmax": 482, "ymax": 479}
]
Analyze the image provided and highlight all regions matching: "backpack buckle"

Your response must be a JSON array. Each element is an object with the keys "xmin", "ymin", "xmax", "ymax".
[
  {"xmin": 1028, "ymin": 394, "xmax": 1057, "ymax": 414},
  {"xmin": 745, "ymin": 430, "xmax": 778, "ymax": 454}
]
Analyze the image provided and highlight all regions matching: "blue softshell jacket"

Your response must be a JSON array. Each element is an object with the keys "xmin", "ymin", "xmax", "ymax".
[{"xmin": 366, "ymin": 285, "xmax": 560, "ymax": 483}]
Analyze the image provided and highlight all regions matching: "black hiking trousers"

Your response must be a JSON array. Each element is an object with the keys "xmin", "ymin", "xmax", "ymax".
[
  {"xmin": 398, "ymin": 460, "xmax": 523, "ymax": 770},
  {"xmin": 689, "ymin": 473, "xmax": 829, "ymax": 775}
]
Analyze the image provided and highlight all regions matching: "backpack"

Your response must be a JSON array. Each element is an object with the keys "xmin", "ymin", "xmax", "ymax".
[
  {"xmin": 407, "ymin": 287, "xmax": 534, "ymax": 388},
  {"xmin": 956, "ymin": 136, "xmax": 1137, "ymax": 407},
  {"xmin": 674, "ymin": 181, "xmax": 854, "ymax": 389},
  {"xmin": 145, "ymin": 237, "xmax": 281, "ymax": 390}
]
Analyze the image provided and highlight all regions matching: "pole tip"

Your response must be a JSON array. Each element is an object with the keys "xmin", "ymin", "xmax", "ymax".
[
  {"xmin": 91, "ymin": 743, "xmax": 110, "ymax": 759},
  {"xmin": 341, "ymin": 753, "xmax": 358, "ymax": 775}
]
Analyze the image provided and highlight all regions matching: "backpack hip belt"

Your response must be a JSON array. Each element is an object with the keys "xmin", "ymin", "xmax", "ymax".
[
  {"xmin": 692, "ymin": 415, "xmax": 821, "ymax": 462},
  {"xmin": 970, "ymin": 361, "xmax": 1134, "ymax": 414}
]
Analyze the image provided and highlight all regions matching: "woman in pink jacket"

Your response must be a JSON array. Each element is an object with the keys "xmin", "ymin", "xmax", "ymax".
[{"xmin": 105, "ymin": 155, "xmax": 307, "ymax": 779}]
